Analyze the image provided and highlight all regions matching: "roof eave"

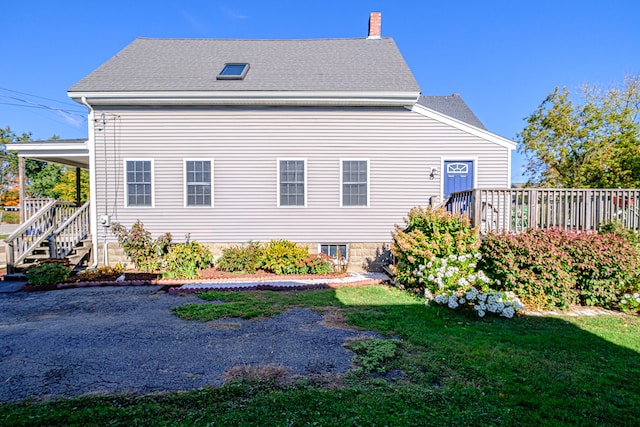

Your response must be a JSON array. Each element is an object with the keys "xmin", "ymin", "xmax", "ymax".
[
  {"xmin": 410, "ymin": 104, "xmax": 516, "ymax": 150},
  {"xmin": 68, "ymin": 91, "xmax": 421, "ymax": 107}
]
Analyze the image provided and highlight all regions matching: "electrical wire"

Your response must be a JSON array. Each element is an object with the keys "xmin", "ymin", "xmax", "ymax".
[
  {"xmin": 0, "ymin": 86, "xmax": 82, "ymax": 108},
  {"xmin": 0, "ymin": 94, "xmax": 86, "ymax": 118}
]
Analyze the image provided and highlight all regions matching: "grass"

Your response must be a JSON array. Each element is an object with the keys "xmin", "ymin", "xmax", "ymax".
[
  {"xmin": 2, "ymin": 285, "xmax": 640, "ymax": 426},
  {"xmin": 0, "ymin": 234, "xmax": 8, "ymax": 240}
]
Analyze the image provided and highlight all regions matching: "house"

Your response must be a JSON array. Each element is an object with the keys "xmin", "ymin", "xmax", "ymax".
[{"xmin": 7, "ymin": 13, "xmax": 515, "ymax": 272}]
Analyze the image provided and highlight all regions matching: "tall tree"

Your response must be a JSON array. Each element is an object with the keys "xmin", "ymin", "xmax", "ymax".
[{"xmin": 518, "ymin": 75, "xmax": 640, "ymax": 188}]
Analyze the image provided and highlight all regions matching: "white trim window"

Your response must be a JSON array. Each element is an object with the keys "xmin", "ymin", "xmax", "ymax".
[
  {"xmin": 341, "ymin": 159, "xmax": 369, "ymax": 207},
  {"xmin": 278, "ymin": 159, "xmax": 306, "ymax": 207},
  {"xmin": 184, "ymin": 159, "xmax": 213, "ymax": 207},
  {"xmin": 319, "ymin": 243, "xmax": 348, "ymax": 261},
  {"xmin": 125, "ymin": 159, "xmax": 154, "ymax": 207}
]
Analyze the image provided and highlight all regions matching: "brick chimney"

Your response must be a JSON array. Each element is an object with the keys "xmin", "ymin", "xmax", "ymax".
[{"xmin": 368, "ymin": 12, "xmax": 381, "ymax": 39}]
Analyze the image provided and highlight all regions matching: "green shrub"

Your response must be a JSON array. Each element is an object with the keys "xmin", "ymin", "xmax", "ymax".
[
  {"xmin": 76, "ymin": 264, "xmax": 125, "ymax": 282},
  {"xmin": 111, "ymin": 221, "xmax": 172, "ymax": 272},
  {"xmin": 391, "ymin": 206, "xmax": 480, "ymax": 289},
  {"xmin": 601, "ymin": 220, "xmax": 640, "ymax": 252},
  {"xmin": 163, "ymin": 240, "xmax": 214, "ymax": 279},
  {"xmin": 480, "ymin": 228, "xmax": 639, "ymax": 309},
  {"xmin": 568, "ymin": 231, "xmax": 639, "ymax": 306},
  {"xmin": 1, "ymin": 211, "xmax": 19, "ymax": 224},
  {"xmin": 304, "ymin": 253, "xmax": 333, "ymax": 275},
  {"xmin": 480, "ymin": 229, "xmax": 576, "ymax": 309},
  {"xmin": 216, "ymin": 241, "xmax": 263, "ymax": 273},
  {"xmin": 25, "ymin": 261, "xmax": 71, "ymax": 286},
  {"xmin": 260, "ymin": 240, "xmax": 311, "ymax": 275}
]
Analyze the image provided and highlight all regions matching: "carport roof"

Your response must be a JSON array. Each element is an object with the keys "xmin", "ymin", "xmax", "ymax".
[{"xmin": 6, "ymin": 139, "xmax": 89, "ymax": 169}]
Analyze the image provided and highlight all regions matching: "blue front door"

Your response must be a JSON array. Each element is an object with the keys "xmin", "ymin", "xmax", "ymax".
[{"xmin": 444, "ymin": 161, "xmax": 473, "ymax": 199}]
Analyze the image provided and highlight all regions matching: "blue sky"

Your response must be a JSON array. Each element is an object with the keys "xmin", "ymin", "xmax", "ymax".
[{"xmin": 2, "ymin": 0, "xmax": 639, "ymax": 182}]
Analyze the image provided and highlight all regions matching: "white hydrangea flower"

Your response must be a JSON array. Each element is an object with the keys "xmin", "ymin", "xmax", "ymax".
[
  {"xmin": 477, "ymin": 309, "xmax": 486, "ymax": 317},
  {"xmin": 448, "ymin": 295, "xmax": 459, "ymax": 309},
  {"xmin": 501, "ymin": 306, "xmax": 515, "ymax": 318},
  {"xmin": 459, "ymin": 297, "xmax": 466, "ymax": 305}
]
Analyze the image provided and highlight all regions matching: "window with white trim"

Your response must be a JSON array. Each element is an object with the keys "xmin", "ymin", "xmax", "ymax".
[
  {"xmin": 320, "ymin": 244, "xmax": 348, "ymax": 261},
  {"xmin": 278, "ymin": 159, "xmax": 306, "ymax": 207},
  {"xmin": 341, "ymin": 160, "xmax": 368, "ymax": 206},
  {"xmin": 125, "ymin": 160, "xmax": 153, "ymax": 207},
  {"xmin": 185, "ymin": 160, "xmax": 212, "ymax": 207}
]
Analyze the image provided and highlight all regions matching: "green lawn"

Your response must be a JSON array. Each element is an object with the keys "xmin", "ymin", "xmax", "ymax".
[{"xmin": 2, "ymin": 285, "xmax": 639, "ymax": 426}]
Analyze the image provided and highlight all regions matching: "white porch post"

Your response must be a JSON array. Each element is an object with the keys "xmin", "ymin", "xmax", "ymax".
[{"xmin": 18, "ymin": 156, "xmax": 25, "ymax": 223}]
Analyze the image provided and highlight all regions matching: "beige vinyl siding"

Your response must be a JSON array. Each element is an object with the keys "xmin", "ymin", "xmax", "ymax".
[{"xmin": 93, "ymin": 107, "xmax": 510, "ymax": 243}]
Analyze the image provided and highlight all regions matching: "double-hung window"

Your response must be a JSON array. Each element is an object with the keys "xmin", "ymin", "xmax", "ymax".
[
  {"xmin": 278, "ymin": 159, "xmax": 306, "ymax": 207},
  {"xmin": 185, "ymin": 159, "xmax": 212, "ymax": 207},
  {"xmin": 125, "ymin": 159, "xmax": 153, "ymax": 207},
  {"xmin": 341, "ymin": 159, "xmax": 369, "ymax": 207}
]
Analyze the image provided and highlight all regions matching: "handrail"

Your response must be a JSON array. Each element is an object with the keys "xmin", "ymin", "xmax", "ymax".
[
  {"xmin": 446, "ymin": 188, "xmax": 640, "ymax": 233},
  {"xmin": 24, "ymin": 198, "xmax": 55, "ymax": 221},
  {"xmin": 4, "ymin": 199, "xmax": 79, "ymax": 273},
  {"xmin": 48, "ymin": 201, "xmax": 91, "ymax": 259},
  {"xmin": 5, "ymin": 199, "xmax": 58, "ymax": 243}
]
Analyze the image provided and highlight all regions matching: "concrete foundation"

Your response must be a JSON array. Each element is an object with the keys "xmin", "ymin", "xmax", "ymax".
[{"xmin": 97, "ymin": 241, "xmax": 393, "ymax": 273}]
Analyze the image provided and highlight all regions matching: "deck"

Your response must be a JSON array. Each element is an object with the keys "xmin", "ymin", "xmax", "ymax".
[{"xmin": 445, "ymin": 188, "xmax": 640, "ymax": 233}]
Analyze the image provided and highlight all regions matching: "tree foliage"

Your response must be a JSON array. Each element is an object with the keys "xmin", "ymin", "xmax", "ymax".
[
  {"xmin": 1, "ymin": 127, "xmax": 89, "ymax": 203},
  {"xmin": 518, "ymin": 75, "xmax": 640, "ymax": 188}
]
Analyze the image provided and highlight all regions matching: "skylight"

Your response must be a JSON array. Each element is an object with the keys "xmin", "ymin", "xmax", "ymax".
[{"xmin": 217, "ymin": 63, "xmax": 249, "ymax": 80}]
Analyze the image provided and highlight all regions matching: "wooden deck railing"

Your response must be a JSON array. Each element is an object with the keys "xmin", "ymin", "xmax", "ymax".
[
  {"xmin": 446, "ymin": 188, "xmax": 640, "ymax": 233},
  {"xmin": 4, "ymin": 199, "xmax": 89, "ymax": 273},
  {"xmin": 23, "ymin": 198, "xmax": 54, "ymax": 221},
  {"xmin": 48, "ymin": 201, "xmax": 91, "ymax": 259}
]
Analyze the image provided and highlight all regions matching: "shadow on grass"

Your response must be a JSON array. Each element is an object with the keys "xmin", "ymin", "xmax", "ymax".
[{"xmin": 1, "ymin": 284, "xmax": 639, "ymax": 426}]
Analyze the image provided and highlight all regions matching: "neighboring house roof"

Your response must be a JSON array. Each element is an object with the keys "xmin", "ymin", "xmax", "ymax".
[
  {"xmin": 68, "ymin": 37, "xmax": 421, "ymax": 106},
  {"xmin": 416, "ymin": 95, "xmax": 486, "ymax": 129}
]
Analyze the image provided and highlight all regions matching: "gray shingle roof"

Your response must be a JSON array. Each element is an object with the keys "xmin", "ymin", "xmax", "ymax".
[
  {"xmin": 417, "ymin": 95, "xmax": 486, "ymax": 129},
  {"xmin": 69, "ymin": 37, "xmax": 420, "ymax": 93}
]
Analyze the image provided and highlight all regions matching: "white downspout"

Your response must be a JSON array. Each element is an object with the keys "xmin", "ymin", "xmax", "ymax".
[{"xmin": 81, "ymin": 96, "xmax": 100, "ymax": 268}]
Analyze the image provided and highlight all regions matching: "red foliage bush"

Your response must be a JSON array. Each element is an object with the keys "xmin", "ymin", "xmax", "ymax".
[{"xmin": 480, "ymin": 228, "xmax": 639, "ymax": 309}]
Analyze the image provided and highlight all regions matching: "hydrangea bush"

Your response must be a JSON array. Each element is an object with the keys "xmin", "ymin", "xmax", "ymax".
[
  {"xmin": 414, "ymin": 252, "xmax": 525, "ymax": 318},
  {"xmin": 619, "ymin": 292, "xmax": 640, "ymax": 313}
]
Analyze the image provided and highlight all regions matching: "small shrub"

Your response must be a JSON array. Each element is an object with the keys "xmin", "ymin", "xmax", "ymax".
[
  {"xmin": 1, "ymin": 211, "xmax": 19, "ymax": 224},
  {"xmin": 260, "ymin": 240, "xmax": 310, "ymax": 275},
  {"xmin": 304, "ymin": 253, "xmax": 333, "ymax": 275},
  {"xmin": 163, "ymin": 239, "xmax": 214, "ymax": 279},
  {"xmin": 25, "ymin": 261, "xmax": 71, "ymax": 286},
  {"xmin": 111, "ymin": 221, "xmax": 172, "ymax": 272},
  {"xmin": 76, "ymin": 264, "xmax": 125, "ymax": 281},
  {"xmin": 216, "ymin": 241, "xmax": 263, "ymax": 274},
  {"xmin": 391, "ymin": 206, "xmax": 479, "ymax": 289}
]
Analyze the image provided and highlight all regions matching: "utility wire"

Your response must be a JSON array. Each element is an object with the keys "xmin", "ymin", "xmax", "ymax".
[
  {"xmin": 0, "ymin": 86, "xmax": 82, "ymax": 108},
  {"xmin": 0, "ymin": 94, "xmax": 86, "ymax": 119}
]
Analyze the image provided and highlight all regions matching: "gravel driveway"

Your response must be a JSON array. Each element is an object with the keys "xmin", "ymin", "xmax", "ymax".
[{"xmin": 0, "ymin": 286, "xmax": 377, "ymax": 402}]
